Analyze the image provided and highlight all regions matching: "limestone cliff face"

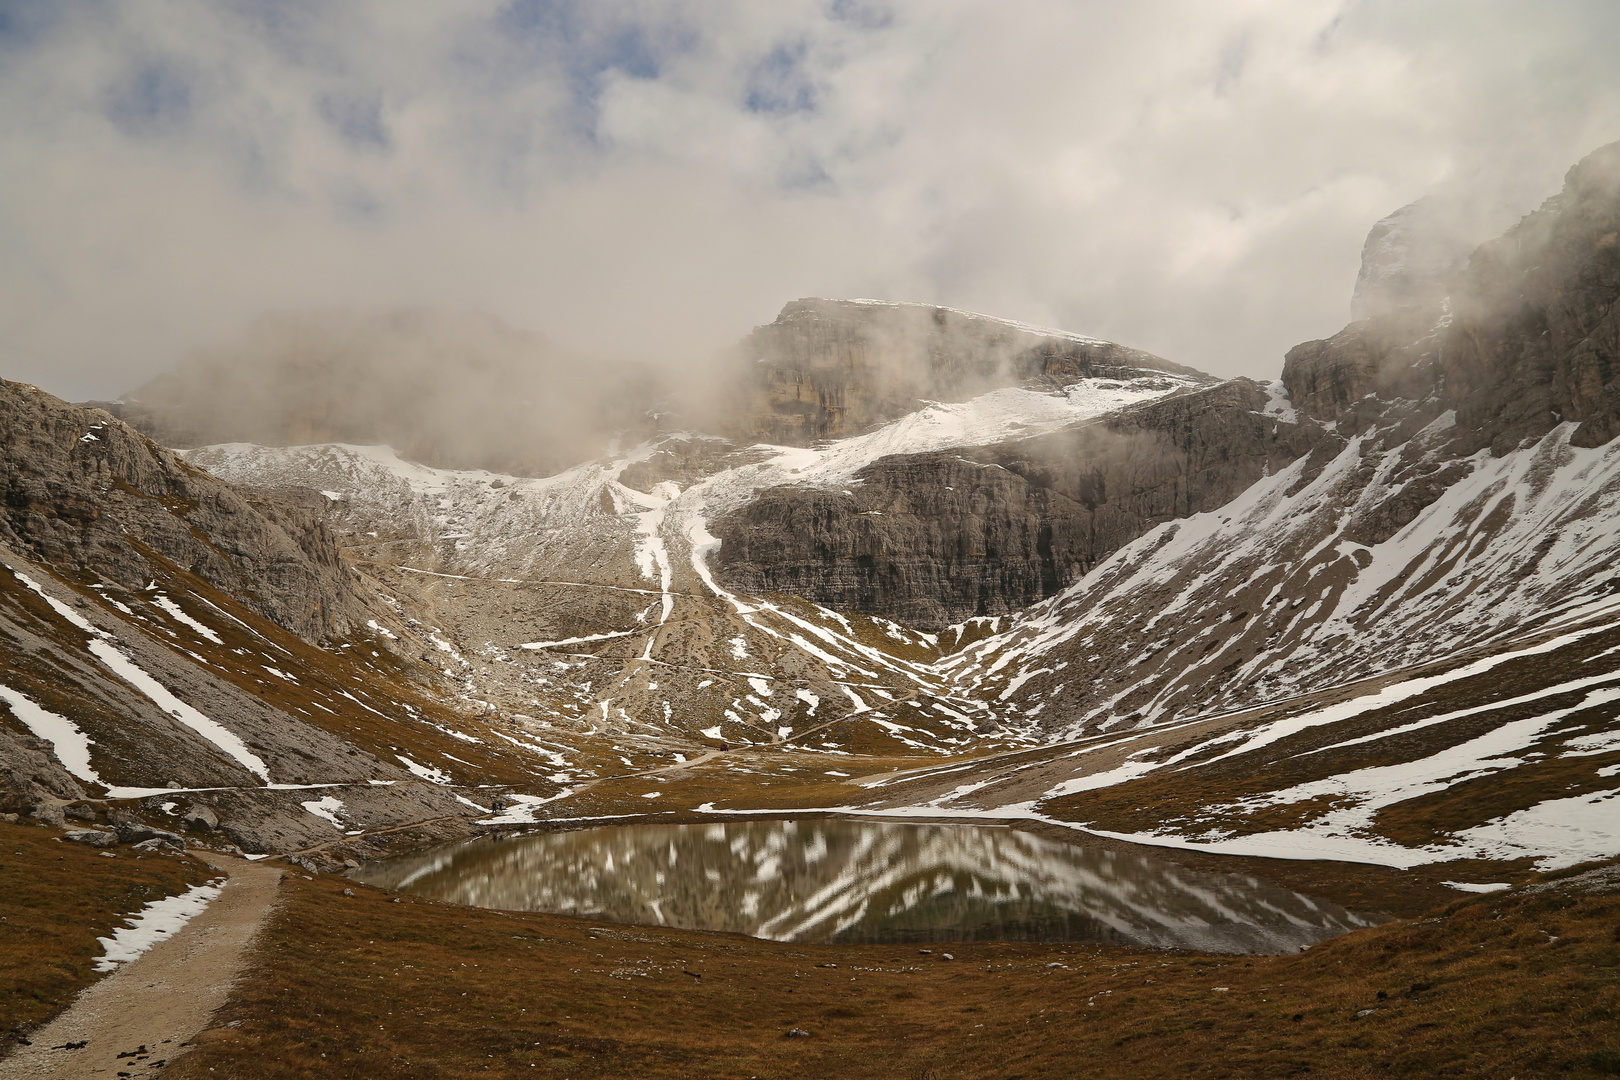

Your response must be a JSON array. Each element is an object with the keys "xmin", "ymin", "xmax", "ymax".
[
  {"xmin": 713, "ymin": 381, "xmax": 1324, "ymax": 629},
  {"xmin": 727, "ymin": 298, "xmax": 1212, "ymax": 446},
  {"xmin": 1284, "ymin": 140, "xmax": 1620, "ymax": 457},
  {"xmin": 0, "ymin": 379, "xmax": 368, "ymax": 641}
]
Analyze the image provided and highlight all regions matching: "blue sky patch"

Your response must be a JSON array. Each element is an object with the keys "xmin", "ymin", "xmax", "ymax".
[
  {"xmin": 746, "ymin": 42, "xmax": 816, "ymax": 116},
  {"xmin": 105, "ymin": 61, "xmax": 194, "ymax": 138}
]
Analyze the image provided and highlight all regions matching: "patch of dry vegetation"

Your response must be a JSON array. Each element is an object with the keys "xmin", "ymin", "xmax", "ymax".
[
  {"xmin": 0, "ymin": 820, "xmax": 213, "ymax": 1048},
  {"xmin": 163, "ymin": 856, "xmax": 1620, "ymax": 1080}
]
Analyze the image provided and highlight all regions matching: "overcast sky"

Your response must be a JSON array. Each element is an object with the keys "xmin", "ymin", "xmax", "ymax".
[{"xmin": 4, "ymin": 0, "xmax": 1619, "ymax": 400}]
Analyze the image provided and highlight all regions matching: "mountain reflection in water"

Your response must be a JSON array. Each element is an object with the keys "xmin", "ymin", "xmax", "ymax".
[{"xmin": 351, "ymin": 820, "xmax": 1381, "ymax": 953}]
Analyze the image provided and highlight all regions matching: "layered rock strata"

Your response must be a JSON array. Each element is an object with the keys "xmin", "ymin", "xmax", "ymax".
[{"xmin": 713, "ymin": 381, "xmax": 1324, "ymax": 629}]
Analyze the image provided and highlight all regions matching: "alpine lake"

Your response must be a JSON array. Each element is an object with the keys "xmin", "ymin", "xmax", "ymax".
[{"xmin": 350, "ymin": 819, "xmax": 1385, "ymax": 954}]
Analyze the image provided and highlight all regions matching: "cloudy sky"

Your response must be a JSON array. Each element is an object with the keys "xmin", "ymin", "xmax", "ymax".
[{"xmin": 4, "ymin": 0, "xmax": 1619, "ymax": 400}]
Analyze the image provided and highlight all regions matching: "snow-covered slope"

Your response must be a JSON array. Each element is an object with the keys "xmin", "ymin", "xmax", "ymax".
[{"xmin": 944, "ymin": 415, "xmax": 1620, "ymax": 737}]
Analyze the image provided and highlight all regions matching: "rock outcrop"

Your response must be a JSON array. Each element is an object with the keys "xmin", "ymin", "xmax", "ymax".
[
  {"xmin": 713, "ymin": 381, "xmax": 1324, "ymax": 628},
  {"xmin": 726, "ymin": 298, "xmax": 1213, "ymax": 446},
  {"xmin": 0, "ymin": 378, "xmax": 368, "ymax": 641}
]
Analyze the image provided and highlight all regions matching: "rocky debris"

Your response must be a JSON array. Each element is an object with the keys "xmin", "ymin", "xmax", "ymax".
[
  {"xmin": 1521, "ymin": 864, "xmax": 1620, "ymax": 896},
  {"xmin": 724, "ymin": 298, "xmax": 1212, "ymax": 446},
  {"xmin": 715, "ymin": 381, "xmax": 1323, "ymax": 628},
  {"xmin": 131, "ymin": 836, "xmax": 185, "ymax": 853},
  {"xmin": 616, "ymin": 436, "xmax": 769, "ymax": 494},
  {"xmin": 182, "ymin": 782, "xmax": 477, "ymax": 858},
  {"xmin": 0, "ymin": 379, "xmax": 372, "ymax": 642},
  {"xmin": 114, "ymin": 822, "xmax": 185, "ymax": 847},
  {"xmin": 63, "ymin": 828, "xmax": 118, "ymax": 847}
]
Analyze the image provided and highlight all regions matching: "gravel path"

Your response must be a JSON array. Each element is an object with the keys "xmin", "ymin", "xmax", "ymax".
[{"xmin": 0, "ymin": 852, "xmax": 282, "ymax": 1080}]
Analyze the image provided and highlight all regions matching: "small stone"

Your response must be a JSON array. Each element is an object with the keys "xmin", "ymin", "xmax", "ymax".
[
  {"xmin": 941, "ymin": 953, "xmax": 955, "ymax": 961},
  {"xmin": 917, "ymin": 949, "xmax": 932, "ymax": 955},
  {"xmin": 784, "ymin": 1028, "xmax": 810, "ymax": 1038},
  {"xmin": 341, "ymin": 888, "xmax": 355, "ymax": 897},
  {"xmin": 132, "ymin": 837, "xmax": 185, "ymax": 853},
  {"xmin": 1355, "ymin": 1008, "xmax": 1378, "ymax": 1019}
]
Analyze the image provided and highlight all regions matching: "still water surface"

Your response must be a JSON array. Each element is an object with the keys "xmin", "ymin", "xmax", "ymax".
[{"xmin": 352, "ymin": 820, "xmax": 1381, "ymax": 953}]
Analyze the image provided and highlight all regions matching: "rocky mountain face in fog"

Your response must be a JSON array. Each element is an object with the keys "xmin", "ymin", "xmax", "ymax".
[
  {"xmin": 1291, "ymin": 141, "xmax": 1620, "ymax": 455},
  {"xmin": 1349, "ymin": 197, "xmax": 1479, "ymax": 322},
  {"xmin": 713, "ymin": 380, "xmax": 1323, "ymax": 629},
  {"xmin": 726, "ymin": 298, "xmax": 1213, "ymax": 445}
]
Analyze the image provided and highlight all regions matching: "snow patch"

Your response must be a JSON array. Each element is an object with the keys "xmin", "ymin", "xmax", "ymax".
[
  {"xmin": 0, "ymin": 682, "xmax": 102, "ymax": 785},
  {"xmin": 94, "ymin": 882, "xmax": 223, "ymax": 972}
]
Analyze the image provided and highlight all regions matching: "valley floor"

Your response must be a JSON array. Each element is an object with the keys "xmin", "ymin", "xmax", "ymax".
[{"xmin": 4, "ymin": 819, "xmax": 1618, "ymax": 1080}]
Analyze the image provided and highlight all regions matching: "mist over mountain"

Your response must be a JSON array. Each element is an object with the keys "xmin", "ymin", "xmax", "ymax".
[{"xmin": 101, "ymin": 308, "xmax": 664, "ymax": 478}]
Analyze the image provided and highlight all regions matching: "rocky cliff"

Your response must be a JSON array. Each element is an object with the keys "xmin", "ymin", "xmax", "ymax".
[
  {"xmin": 1285, "ymin": 140, "xmax": 1620, "ymax": 455},
  {"xmin": 725, "ymin": 298, "xmax": 1213, "ymax": 445},
  {"xmin": 0, "ymin": 379, "xmax": 369, "ymax": 641},
  {"xmin": 713, "ymin": 381, "xmax": 1323, "ymax": 629}
]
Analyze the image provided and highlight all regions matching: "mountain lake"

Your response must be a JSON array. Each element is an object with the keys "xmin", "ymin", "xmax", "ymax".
[{"xmin": 350, "ymin": 820, "xmax": 1385, "ymax": 953}]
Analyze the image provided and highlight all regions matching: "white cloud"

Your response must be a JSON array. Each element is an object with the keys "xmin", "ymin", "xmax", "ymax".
[{"xmin": 3, "ymin": 0, "xmax": 1618, "ymax": 398}]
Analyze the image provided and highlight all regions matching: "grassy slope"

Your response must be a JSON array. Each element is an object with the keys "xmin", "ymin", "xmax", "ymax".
[
  {"xmin": 160, "ymin": 860, "xmax": 1620, "ymax": 1080},
  {"xmin": 0, "ymin": 820, "xmax": 213, "ymax": 1047}
]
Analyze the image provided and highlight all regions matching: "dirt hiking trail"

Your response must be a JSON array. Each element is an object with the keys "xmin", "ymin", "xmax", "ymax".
[{"xmin": 0, "ymin": 852, "xmax": 282, "ymax": 1080}]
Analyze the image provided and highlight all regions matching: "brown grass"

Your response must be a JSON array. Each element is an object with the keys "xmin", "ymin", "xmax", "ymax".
[
  {"xmin": 0, "ymin": 820, "xmax": 213, "ymax": 1047},
  {"xmin": 160, "ymin": 857, "xmax": 1620, "ymax": 1080}
]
